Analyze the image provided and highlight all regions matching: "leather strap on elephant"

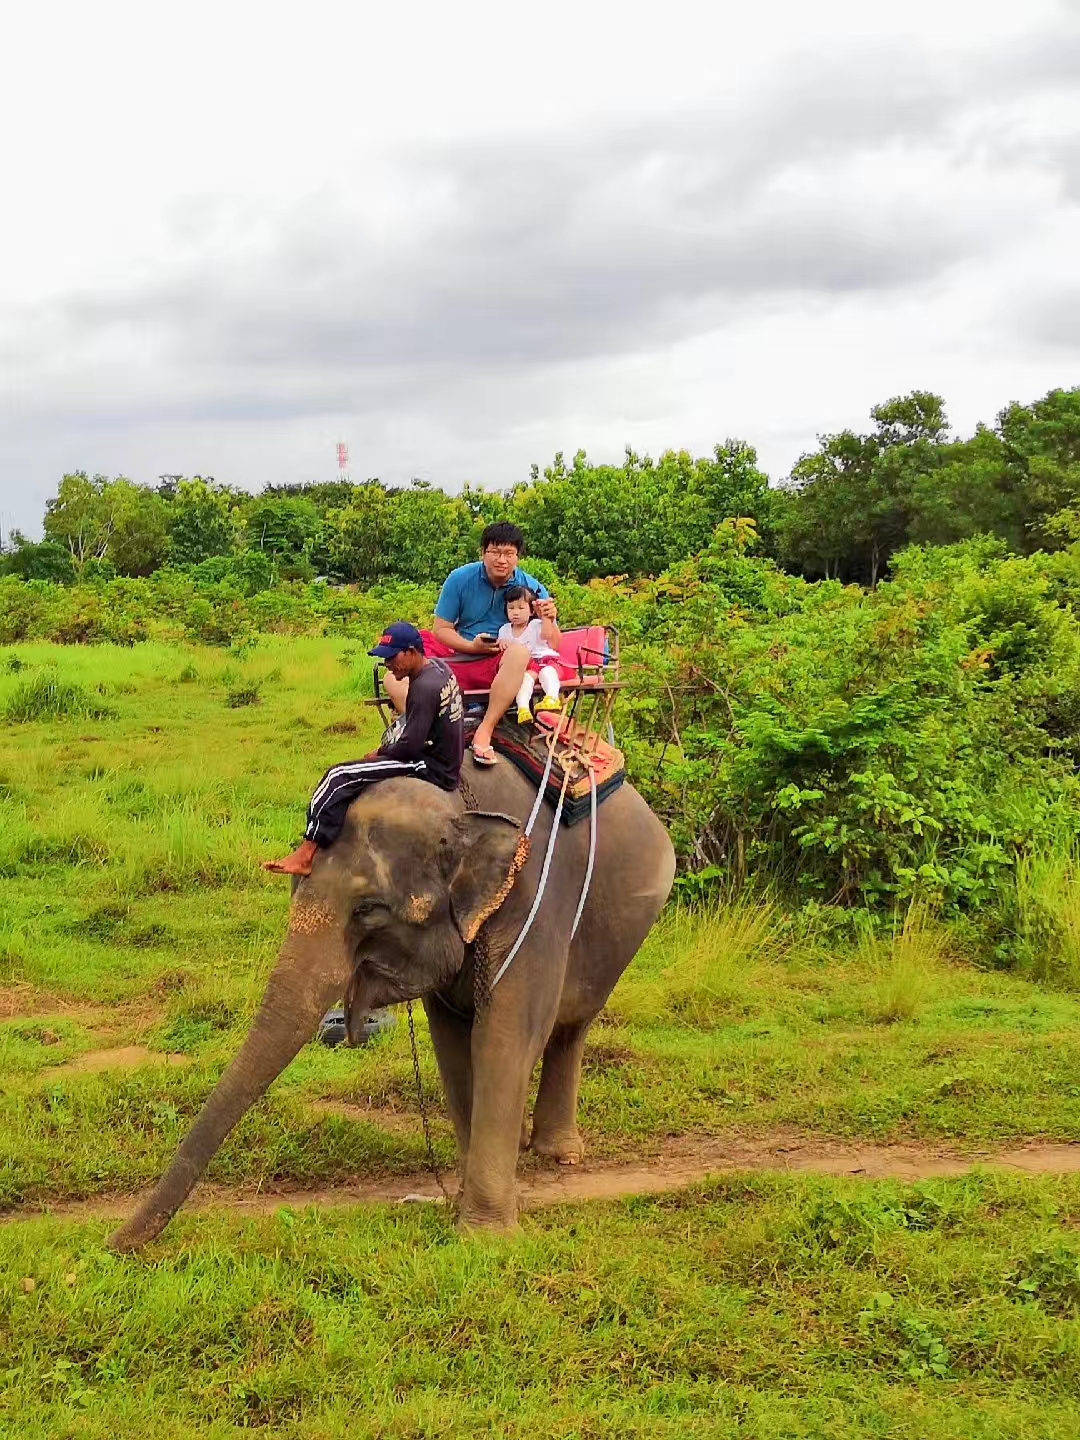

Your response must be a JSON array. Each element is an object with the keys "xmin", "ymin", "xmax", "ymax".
[{"xmin": 458, "ymin": 752, "xmax": 553, "ymax": 1004}]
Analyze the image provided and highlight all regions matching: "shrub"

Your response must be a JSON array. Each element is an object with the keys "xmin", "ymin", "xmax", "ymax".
[
  {"xmin": 613, "ymin": 530, "xmax": 1080, "ymax": 919},
  {"xmin": 226, "ymin": 685, "xmax": 261, "ymax": 709},
  {"xmin": 3, "ymin": 674, "xmax": 113, "ymax": 723}
]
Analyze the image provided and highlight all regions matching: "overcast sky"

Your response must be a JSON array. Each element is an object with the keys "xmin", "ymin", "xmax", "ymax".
[{"xmin": 2, "ymin": 0, "xmax": 1079, "ymax": 538}]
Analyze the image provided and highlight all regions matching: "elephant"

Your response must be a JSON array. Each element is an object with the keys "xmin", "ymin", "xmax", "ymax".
[{"xmin": 108, "ymin": 765, "xmax": 675, "ymax": 1250}]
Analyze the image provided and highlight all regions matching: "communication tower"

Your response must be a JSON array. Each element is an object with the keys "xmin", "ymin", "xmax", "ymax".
[{"xmin": 336, "ymin": 442, "xmax": 349, "ymax": 484}]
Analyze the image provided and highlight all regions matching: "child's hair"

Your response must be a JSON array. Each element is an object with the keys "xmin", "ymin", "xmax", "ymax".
[{"xmin": 504, "ymin": 584, "xmax": 536, "ymax": 608}]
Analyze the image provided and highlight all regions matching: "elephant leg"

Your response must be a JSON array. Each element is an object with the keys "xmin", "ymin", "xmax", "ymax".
[
  {"xmin": 459, "ymin": 1029, "xmax": 541, "ymax": 1230},
  {"xmin": 422, "ymin": 997, "xmax": 473, "ymax": 1180},
  {"xmin": 529, "ymin": 1020, "xmax": 591, "ymax": 1165}
]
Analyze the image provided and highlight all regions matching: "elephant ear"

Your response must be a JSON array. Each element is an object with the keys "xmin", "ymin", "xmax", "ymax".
[{"xmin": 449, "ymin": 811, "xmax": 530, "ymax": 944}]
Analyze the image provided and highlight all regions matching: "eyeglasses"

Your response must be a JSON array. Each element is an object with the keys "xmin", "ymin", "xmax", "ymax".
[{"xmin": 484, "ymin": 547, "xmax": 519, "ymax": 561}]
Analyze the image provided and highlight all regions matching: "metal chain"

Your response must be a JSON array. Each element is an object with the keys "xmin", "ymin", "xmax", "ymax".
[{"xmin": 406, "ymin": 999, "xmax": 452, "ymax": 1205}]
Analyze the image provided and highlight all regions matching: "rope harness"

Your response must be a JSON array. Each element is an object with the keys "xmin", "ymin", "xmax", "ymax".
[{"xmin": 478, "ymin": 724, "xmax": 599, "ymax": 993}]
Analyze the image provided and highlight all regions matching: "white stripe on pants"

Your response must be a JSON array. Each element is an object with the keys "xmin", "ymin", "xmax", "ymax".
[{"xmin": 306, "ymin": 758, "xmax": 428, "ymax": 845}]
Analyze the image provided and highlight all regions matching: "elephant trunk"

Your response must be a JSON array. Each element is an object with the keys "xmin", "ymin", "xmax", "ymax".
[{"xmin": 108, "ymin": 922, "xmax": 351, "ymax": 1252}]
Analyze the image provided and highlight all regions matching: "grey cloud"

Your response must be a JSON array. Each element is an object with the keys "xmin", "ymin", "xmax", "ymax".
[
  {"xmin": 4, "ymin": 13, "xmax": 1079, "ymax": 440},
  {"xmin": 1016, "ymin": 284, "xmax": 1080, "ymax": 349},
  {"xmin": 17, "ymin": 129, "xmax": 1029, "ymax": 395},
  {"xmin": 1007, "ymin": 7, "xmax": 1080, "ymax": 86}
]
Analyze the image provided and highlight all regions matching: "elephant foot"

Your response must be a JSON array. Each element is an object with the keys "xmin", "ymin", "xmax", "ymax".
[
  {"xmin": 457, "ymin": 1199, "xmax": 519, "ymax": 1234},
  {"xmin": 456, "ymin": 1178, "xmax": 519, "ymax": 1232},
  {"xmin": 457, "ymin": 1211, "xmax": 520, "ymax": 1236},
  {"xmin": 529, "ymin": 1130, "xmax": 585, "ymax": 1167}
]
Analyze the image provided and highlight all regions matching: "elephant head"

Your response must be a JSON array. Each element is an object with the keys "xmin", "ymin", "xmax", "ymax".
[{"xmin": 108, "ymin": 779, "xmax": 525, "ymax": 1252}]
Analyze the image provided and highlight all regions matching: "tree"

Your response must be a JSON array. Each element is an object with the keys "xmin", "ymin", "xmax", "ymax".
[
  {"xmin": 870, "ymin": 390, "xmax": 948, "ymax": 447},
  {"xmin": 997, "ymin": 387, "xmax": 1080, "ymax": 548},
  {"xmin": 0, "ymin": 531, "xmax": 75, "ymax": 582},
  {"xmin": 676, "ymin": 441, "xmax": 774, "ymax": 557},
  {"xmin": 167, "ymin": 478, "xmax": 238, "ymax": 566},
  {"xmin": 241, "ymin": 496, "xmax": 323, "ymax": 579},
  {"xmin": 508, "ymin": 442, "xmax": 773, "ymax": 582},
  {"xmin": 107, "ymin": 481, "xmax": 171, "ymax": 576},
  {"xmin": 43, "ymin": 472, "xmax": 175, "ymax": 578},
  {"xmin": 259, "ymin": 480, "xmax": 359, "ymax": 512},
  {"xmin": 459, "ymin": 483, "xmax": 506, "ymax": 525},
  {"xmin": 43, "ymin": 472, "xmax": 115, "ymax": 575},
  {"xmin": 907, "ymin": 427, "xmax": 1028, "ymax": 553},
  {"xmin": 325, "ymin": 484, "xmax": 393, "ymax": 586},
  {"xmin": 385, "ymin": 482, "xmax": 476, "ymax": 584},
  {"xmin": 780, "ymin": 392, "xmax": 950, "ymax": 586}
]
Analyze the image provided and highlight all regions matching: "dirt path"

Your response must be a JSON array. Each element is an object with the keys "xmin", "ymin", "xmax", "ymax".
[
  {"xmin": 7, "ymin": 1130, "xmax": 1080, "ymax": 1229},
  {"xmin": 54, "ymin": 1045, "xmax": 189, "ymax": 1075}
]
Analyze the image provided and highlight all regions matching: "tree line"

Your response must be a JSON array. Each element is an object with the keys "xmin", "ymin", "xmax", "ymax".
[{"xmin": 3, "ymin": 385, "xmax": 1078, "ymax": 590}]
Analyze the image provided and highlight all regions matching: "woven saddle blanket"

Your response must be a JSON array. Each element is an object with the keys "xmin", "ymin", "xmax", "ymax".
[{"xmin": 490, "ymin": 713, "xmax": 625, "ymax": 827}]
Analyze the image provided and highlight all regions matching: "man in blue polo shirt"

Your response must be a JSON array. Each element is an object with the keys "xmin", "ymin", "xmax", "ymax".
[{"xmin": 383, "ymin": 522, "xmax": 555, "ymax": 766}]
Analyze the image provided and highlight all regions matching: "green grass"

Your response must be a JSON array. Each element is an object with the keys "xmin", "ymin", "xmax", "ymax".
[
  {"xmin": 3, "ymin": 640, "xmax": 1080, "ymax": 1434},
  {"xmin": 4, "ymin": 1173, "xmax": 1080, "ymax": 1437}
]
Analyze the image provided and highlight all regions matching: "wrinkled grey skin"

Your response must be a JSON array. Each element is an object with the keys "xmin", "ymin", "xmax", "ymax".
[{"xmin": 108, "ymin": 769, "xmax": 675, "ymax": 1249}]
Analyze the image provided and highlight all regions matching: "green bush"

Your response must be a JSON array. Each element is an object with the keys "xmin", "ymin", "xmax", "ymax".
[
  {"xmin": 612, "ymin": 528, "xmax": 1080, "ymax": 923},
  {"xmin": 3, "ymin": 673, "xmax": 113, "ymax": 723},
  {"xmin": 225, "ymin": 685, "xmax": 261, "ymax": 709}
]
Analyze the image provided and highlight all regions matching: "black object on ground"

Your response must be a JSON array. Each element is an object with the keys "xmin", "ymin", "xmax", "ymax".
[{"xmin": 316, "ymin": 1007, "xmax": 397, "ymax": 1048}]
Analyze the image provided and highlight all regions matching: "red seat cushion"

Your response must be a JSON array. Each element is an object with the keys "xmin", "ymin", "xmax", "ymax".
[{"xmin": 555, "ymin": 626, "xmax": 608, "ymax": 674}]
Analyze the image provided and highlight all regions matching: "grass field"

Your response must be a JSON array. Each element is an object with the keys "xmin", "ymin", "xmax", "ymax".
[{"xmin": 3, "ymin": 640, "xmax": 1080, "ymax": 1437}]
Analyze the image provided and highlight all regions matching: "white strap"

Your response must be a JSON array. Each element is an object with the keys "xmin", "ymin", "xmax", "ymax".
[
  {"xmin": 570, "ymin": 769, "xmax": 598, "ymax": 940},
  {"xmin": 489, "ymin": 769, "xmax": 569, "ymax": 990},
  {"xmin": 523, "ymin": 740, "xmax": 557, "ymax": 837}
]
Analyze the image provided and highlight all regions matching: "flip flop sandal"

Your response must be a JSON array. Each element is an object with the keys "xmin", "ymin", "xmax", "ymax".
[{"xmin": 471, "ymin": 744, "xmax": 498, "ymax": 767}]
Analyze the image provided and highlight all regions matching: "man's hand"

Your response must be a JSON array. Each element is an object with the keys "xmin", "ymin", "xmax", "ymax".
[
  {"xmin": 471, "ymin": 634, "xmax": 501, "ymax": 654},
  {"xmin": 535, "ymin": 598, "xmax": 557, "ymax": 621}
]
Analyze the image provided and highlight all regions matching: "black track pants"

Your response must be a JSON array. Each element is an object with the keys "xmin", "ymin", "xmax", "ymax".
[{"xmin": 305, "ymin": 758, "xmax": 428, "ymax": 847}]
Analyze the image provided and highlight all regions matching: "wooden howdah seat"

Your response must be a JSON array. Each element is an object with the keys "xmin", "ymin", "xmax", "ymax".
[{"xmin": 367, "ymin": 626, "xmax": 626, "ymax": 826}]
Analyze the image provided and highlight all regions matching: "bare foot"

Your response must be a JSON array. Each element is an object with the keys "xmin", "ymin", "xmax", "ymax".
[{"xmin": 263, "ymin": 839, "xmax": 318, "ymax": 875}]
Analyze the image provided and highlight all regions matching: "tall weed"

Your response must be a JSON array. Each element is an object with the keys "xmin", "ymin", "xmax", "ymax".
[
  {"xmin": 3, "ymin": 674, "xmax": 112, "ymax": 723},
  {"xmin": 117, "ymin": 804, "xmax": 268, "ymax": 893},
  {"xmin": 859, "ymin": 906, "xmax": 950, "ymax": 1023},
  {"xmin": 1011, "ymin": 848, "xmax": 1080, "ymax": 988},
  {"xmin": 611, "ymin": 898, "xmax": 796, "ymax": 1027},
  {"xmin": 0, "ymin": 799, "xmax": 113, "ymax": 873}
]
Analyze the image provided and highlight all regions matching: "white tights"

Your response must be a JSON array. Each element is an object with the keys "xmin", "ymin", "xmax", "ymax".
[{"xmin": 515, "ymin": 664, "xmax": 560, "ymax": 711}]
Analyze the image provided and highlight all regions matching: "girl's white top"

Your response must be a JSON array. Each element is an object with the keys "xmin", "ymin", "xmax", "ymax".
[{"xmin": 498, "ymin": 617, "xmax": 560, "ymax": 661}]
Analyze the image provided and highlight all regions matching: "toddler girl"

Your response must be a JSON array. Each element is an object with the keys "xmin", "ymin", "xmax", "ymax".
[{"xmin": 498, "ymin": 585, "xmax": 573, "ymax": 725}]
